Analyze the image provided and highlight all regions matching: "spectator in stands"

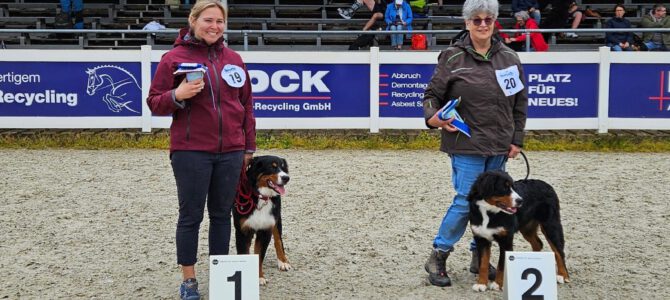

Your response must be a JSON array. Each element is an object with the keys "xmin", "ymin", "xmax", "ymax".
[
  {"xmin": 641, "ymin": 4, "xmax": 669, "ymax": 51},
  {"xmin": 408, "ymin": 0, "xmax": 443, "ymax": 18},
  {"xmin": 605, "ymin": 4, "xmax": 634, "ymax": 52},
  {"xmin": 147, "ymin": 1, "xmax": 256, "ymax": 299},
  {"xmin": 57, "ymin": 0, "xmax": 83, "ymax": 29},
  {"xmin": 507, "ymin": 10, "xmax": 548, "ymax": 51},
  {"xmin": 422, "ymin": 0, "xmax": 527, "ymax": 288},
  {"xmin": 386, "ymin": 0, "xmax": 413, "ymax": 50},
  {"xmin": 564, "ymin": 1, "xmax": 584, "ymax": 38},
  {"xmin": 338, "ymin": 0, "xmax": 392, "ymax": 31},
  {"xmin": 512, "ymin": 0, "xmax": 541, "ymax": 26}
]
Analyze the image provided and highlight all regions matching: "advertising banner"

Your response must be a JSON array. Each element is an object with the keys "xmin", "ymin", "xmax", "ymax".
[
  {"xmin": 0, "ymin": 62, "xmax": 142, "ymax": 116},
  {"xmin": 247, "ymin": 63, "xmax": 370, "ymax": 118},
  {"xmin": 609, "ymin": 64, "xmax": 670, "ymax": 118},
  {"xmin": 378, "ymin": 64, "xmax": 433, "ymax": 118},
  {"xmin": 377, "ymin": 63, "xmax": 599, "ymax": 119},
  {"xmin": 524, "ymin": 64, "xmax": 598, "ymax": 118}
]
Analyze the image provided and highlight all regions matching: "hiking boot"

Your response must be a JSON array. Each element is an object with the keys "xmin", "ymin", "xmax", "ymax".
[
  {"xmin": 424, "ymin": 249, "xmax": 452, "ymax": 287},
  {"xmin": 337, "ymin": 8, "xmax": 353, "ymax": 19},
  {"xmin": 469, "ymin": 249, "xmax": 496, "ymax": 281},
  {"xmin": 179, "ymin": 278, "xmax": 200, "ymax": 300}
]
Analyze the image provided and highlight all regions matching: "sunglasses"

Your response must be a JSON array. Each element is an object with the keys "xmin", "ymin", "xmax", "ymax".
[{"xmin": 471, "ymin": 17, "xmax": 494, "ymax": 26}]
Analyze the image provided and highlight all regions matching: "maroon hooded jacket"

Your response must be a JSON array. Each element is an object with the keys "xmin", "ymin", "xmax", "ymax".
[{"xmin": 147, "ymin": 28, "xmax": 256, "ymax": 154}]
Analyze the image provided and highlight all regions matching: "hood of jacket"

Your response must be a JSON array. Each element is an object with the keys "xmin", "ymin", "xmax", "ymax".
[
  {"xmin": 173, "ymin": 27, "xmax": 225, "ymax": 51},
  {"xmin": 451, "ymin": 30, "xmax": 504, "ymax": 58}
]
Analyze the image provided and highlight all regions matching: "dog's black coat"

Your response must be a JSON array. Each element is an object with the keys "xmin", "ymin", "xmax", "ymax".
[
  {"xmin": 467, "ymin": 170, "xmax": 569, "ymax": 291},
  {"xmin": 233, "ymin": 155, "xmax": 291, "ymax": 285}
]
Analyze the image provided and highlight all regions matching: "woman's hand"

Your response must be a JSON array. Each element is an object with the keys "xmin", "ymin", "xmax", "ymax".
[
  {"xmin": 243, "ymin": 153, "xmax": 253, "ymax": 168},
  {"xmin": 508, "ymin": 144, "xmax": 522, "ymax": 158},
  {"xmin": 427, "ymin": 111, "xmax": 458, "ymax": 132},
  {"xmin": 174, "ymin": 78, "xmax": 205, "ymax": 101}
]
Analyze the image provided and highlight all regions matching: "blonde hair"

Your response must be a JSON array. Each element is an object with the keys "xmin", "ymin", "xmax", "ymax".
[{"xmin": 189, "ymin": 0, "xmax": 227, "ymax": 24}]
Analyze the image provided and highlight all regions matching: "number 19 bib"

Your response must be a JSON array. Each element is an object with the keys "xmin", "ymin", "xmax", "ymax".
[{"xmin": 222, "ymin": 64, "xmax": 246, "ymax": 88}]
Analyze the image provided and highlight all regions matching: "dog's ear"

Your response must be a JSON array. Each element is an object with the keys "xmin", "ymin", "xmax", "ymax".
[
  {"xmin": 468, "ymin": 172, "xmax": 489, "ymax": 201},
  {"xmin": 281, "ymin": 158, "xmax": 289, "ymax": 173}
]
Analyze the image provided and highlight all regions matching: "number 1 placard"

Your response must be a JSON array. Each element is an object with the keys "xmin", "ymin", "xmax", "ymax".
[
  {"xmin": 210, "ymin": 255, "xmax": 259, "ymax": 300},
  {"xmin": 504, "ymin": 251, "xmax": 557, "ymax": 300}
]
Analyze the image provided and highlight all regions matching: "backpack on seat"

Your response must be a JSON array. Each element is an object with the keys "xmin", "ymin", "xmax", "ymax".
[{"xmin": 410, "ymin": 34, "xmax": 427, "ymax": 50}]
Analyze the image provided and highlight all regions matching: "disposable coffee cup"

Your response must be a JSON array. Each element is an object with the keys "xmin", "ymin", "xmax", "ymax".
[{"xmin": 186, "ymin": 71, "xmax": 204, "ymax": 82}]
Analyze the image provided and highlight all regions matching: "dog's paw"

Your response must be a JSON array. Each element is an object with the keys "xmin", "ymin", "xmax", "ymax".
[
  {"xmin": 278, "ymin": 261, "xmax": 292, "ymax": 271},
  {"xmin": 557, "ymin": 275, "xmax": 565, "ymax": 284},
  {"xmin": 259, "ymin": 277, "xmax": 268, "ymax": 286},
  {"xmin": 472, "ymin": 283, "xmax": 487, "ymax": 292},
  {"xmin": 488, "ymin": 282, "xmax": 500, "ymax": 291}
]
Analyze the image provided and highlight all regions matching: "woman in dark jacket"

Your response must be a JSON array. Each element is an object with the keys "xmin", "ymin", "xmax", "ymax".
[
  {"xmin": 422, "ymin": 0, "xmax": 527, "ymax": 288},
  {"xmin": 605, "ymin": 4, "xmax": 634, "ymax": 51},
  {"xmin": 146, "ymin": 1, "xmax": 256, "ymax": 299}
]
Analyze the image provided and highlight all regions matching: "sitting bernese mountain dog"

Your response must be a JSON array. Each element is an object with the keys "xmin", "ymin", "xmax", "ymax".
[
  {"xmin": 467, "ymin": 170, "xmax": 570, "ymax": 292},
  {"xmin": 233, "ymin": 155, "xmax": 291, "ymax": 285}
]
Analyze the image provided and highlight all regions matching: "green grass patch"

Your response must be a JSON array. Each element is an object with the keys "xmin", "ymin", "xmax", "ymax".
[{"xmin": 1, "ymin": 130, "xmax": 669, "ymax": 152}]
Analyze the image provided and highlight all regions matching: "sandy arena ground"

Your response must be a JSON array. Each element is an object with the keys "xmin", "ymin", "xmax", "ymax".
[{"xmin": 1, "ymin": 149, "xmax": 669, "ymax": 299}]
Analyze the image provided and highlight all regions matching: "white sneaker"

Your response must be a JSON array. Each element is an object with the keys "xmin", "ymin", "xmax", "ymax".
[
  {"xmin": 565, "ymin": 32, "xmax": 578, "ymax": 38},
  {"xmin": 338, "ymin": 8, "xmax": 352, "ymax": 19}
]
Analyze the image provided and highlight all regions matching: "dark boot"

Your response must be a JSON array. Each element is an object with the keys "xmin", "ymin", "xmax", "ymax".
[
  {"xmin": 469, "ymin": 249, "xmax": 496, "ymax": 281},
  {"xmin": 424, "ymin": 249, "xmax": 452, "ymax": 287}
]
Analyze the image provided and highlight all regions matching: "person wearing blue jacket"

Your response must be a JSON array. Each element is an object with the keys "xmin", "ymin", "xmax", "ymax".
[
  {"xmin": 385, "ymin": 0, "xmax": 413, "ymax": 50},
  {"xmin": 605, "ymin": 4, "xmax": 634, "ymax": 51},
  {"xmin": 512, "ymin": 0, "xmax": 540, "ymax": 25}
]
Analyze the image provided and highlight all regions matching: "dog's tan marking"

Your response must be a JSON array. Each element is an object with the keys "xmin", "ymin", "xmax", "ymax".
[
  {"xmin": 520, "ymin": 221, "xmax": 543, "ymax": 251},
  {"xmin": 254, "ymin": 238, "xmax": 266, "ymax": 285},
  {"xmin": 541, "ymin": 226, "xmax": 570, "ymax": 283},
  {"xmin": 272, "ymin": 226, "xmax": 292, "ymax": 271}
]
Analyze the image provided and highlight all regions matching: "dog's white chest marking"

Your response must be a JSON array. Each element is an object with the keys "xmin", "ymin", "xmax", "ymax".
[
  {"xmin": 471, "ymin": 200, "xmax": 505, "ymax": 241},
  {"xmin": 245, "ymin": 199, "xmax": 276, "ymax": 230}
]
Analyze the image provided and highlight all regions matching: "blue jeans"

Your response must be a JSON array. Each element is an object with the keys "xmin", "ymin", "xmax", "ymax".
[
  {"xmin": 389, "ymin": 24, "xmax": 404, "ymax": 47},
  {"xmin": 433, "ymin": 154, "xmax": 507, "ymax": 252},
  {"xmin": 608, "ymin": 43, "xmax": 632, "ymax": 52},
  {"xmin": 644, "ymin": 41, "xmax": 668, "ymax": 51},
  {"xmin": 529, "ymin": 10, "xmax": 541, "ymax": 25},
  {"xmin": 60, "ymin": 0, "xmax": 83, "ymax": 29}
]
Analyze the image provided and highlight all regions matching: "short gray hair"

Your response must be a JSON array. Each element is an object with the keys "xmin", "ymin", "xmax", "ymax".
[
  {"xmin": 514, "ymin": 10, "xmax": 530, "ymax": 21},
  {"xmin": 462, "ymin": 0, "xmax": 499, "ymax": 20}
]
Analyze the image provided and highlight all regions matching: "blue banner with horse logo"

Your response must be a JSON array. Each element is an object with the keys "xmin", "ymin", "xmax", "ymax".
[{"xmin": 0, "ymin": 62, "xmax": 142, "ymax": 116}]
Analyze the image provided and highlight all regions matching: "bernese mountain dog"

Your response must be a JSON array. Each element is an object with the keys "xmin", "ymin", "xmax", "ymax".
[
  {"xmin": 467, "ymin": 170, "xmax": 570, "ymax": 292},
  {"xmin": 233, "ymin": 155, "xmax": 291, "ymax": 285}
]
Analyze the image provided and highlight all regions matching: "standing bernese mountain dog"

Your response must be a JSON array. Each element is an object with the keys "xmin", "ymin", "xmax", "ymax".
[
  {"xmin": 467, "ymin": 170, "xmax": 570, "ymax": 292},
  {"xmin": 233, "ymin": 155, "xmax": 291, "ymax": 285}
]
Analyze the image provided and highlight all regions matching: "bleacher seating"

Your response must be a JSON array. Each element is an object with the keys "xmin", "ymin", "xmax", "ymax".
[{"xmin": 0, "ymin": 0, "xmax": 665, "ymax": 51}]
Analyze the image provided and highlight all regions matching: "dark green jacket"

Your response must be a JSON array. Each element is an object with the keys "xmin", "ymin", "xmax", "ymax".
[
  {"xmin": 640, "ymin": 14, "xmax": 670, "ymax": 46},
  {"xmin": 423, "ymin": 32, "xmax": 528, "ymax": 156}
]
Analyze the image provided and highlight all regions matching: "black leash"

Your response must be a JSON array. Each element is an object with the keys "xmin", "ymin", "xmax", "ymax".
[{"xmin": 519, "ymin": 150, "xmax": 530, "ymax": 181}]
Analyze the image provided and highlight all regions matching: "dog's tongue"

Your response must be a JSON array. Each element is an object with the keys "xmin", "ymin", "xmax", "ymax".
[
  {"xmin": 273, "ymin": 184, "xmax": 286, "ymax": 195},
  {"xmin": 506, "ymin": 207, "xmax": 518, "ymax": 214}
]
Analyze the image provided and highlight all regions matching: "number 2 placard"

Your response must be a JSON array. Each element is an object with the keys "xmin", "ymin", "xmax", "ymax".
[
  {"xmin": 504, "ymin": 251, "xmax": 558, "ymax": 300},
  {"xmin": 210, "ymin": 255, "xmax": 259, "ymax": 300}
]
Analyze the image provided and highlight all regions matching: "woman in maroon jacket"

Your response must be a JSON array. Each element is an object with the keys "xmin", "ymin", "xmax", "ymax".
[{"xmin": 146, "ymin": 1, "xmax": 255, "ymax": 299}]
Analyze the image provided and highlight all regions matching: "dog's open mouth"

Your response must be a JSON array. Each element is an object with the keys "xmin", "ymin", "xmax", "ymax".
[
  {"xmin": 497, "ymin": 204, "xmax": 517, "ymax": 214},
  {"xmin": 267, "ymin": 180, "xmax": 286, "ymax": 195}
]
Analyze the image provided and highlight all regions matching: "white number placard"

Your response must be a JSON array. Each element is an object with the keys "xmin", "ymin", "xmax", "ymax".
[
  {"xmin": 504, "ymin": 251, "xmax": 557, "ymax": 300},
  {"xmin": 210, "ymin": 255, "xmax": 259, "ymax": 300}
]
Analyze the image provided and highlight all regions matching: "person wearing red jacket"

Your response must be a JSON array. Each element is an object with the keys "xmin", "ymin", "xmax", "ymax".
[
  {"xmin": 508, "ymin": 10, "xmax": 549, "ymax": 52},
  {"xmin": 146, "ymin": 1, "xmax": 256, "ymax": 299}
]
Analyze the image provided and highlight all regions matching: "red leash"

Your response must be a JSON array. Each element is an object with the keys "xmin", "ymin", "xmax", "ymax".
[{"xmin": 235, "ymin": 167, "xmax": 255, "ymax": 215}]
